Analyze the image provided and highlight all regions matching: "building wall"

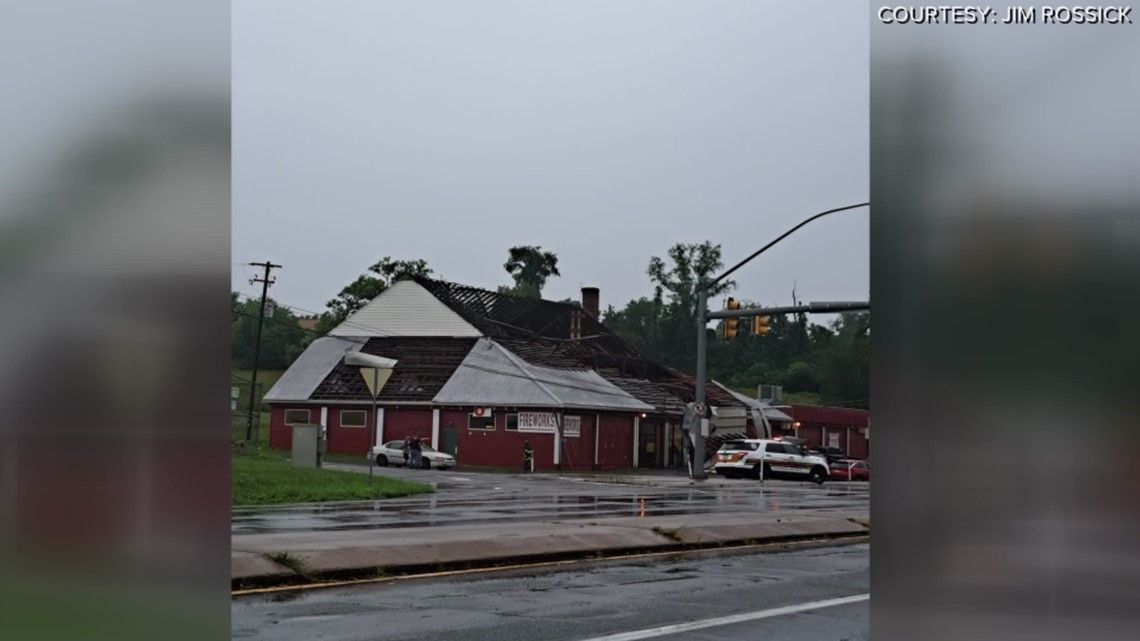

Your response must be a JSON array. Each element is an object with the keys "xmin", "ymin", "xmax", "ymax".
[
  {"xmin": 597, "ymin": 414, "xmax": 634, "ymax": 470},
  {"xmin": 787, "ymin": 405, "xmax": 871, "ymax": 460},
  {"xmin": 328, "ymin": 406, "xmax": 376, "ymax": 453},
  {"xmin": 267, "ymin": 404, "xmax": 316, "ymax": 451},
  {"xmin": 454, "ymin": 409, "xmax": 556, "ymax": 470},
  {"xmin": 558, "ymin": 412, "xmax": 597, "ymax": 471},
  {"xmin": 270, "ymin": 403, "xmax": 641, "ymax": 470},
  {"xmin": 381, "ymin": 408, "xmax": 434, "ymax": 445}
]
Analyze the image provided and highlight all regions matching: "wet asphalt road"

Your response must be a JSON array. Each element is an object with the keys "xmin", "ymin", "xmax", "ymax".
[
  {"xmin": 232, "ymin": 464, "xmax": 870, "ymax": 535},
  {"xmin": 232, "ymin": 543, "xmax": 869, "ymax": 641}
]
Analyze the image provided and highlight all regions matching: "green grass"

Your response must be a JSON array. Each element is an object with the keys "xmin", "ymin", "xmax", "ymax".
[{"xmin": 232, "ymin": 452, "xmax": 433, "ymax": 506}]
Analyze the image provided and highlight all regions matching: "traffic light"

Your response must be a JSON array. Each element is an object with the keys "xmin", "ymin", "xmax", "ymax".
[
  {"xmin": 753, "ymin": 314, "xmax": 771, "ymax": 335},
  {"xmin": 724, "ymin": 297, "xmax": 741, "ymax": 339}
]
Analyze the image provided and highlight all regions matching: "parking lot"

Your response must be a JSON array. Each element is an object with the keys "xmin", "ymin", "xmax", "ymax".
[{"xmin": 232, "ymin": 463, "xmax": 869, "ymax": 535}]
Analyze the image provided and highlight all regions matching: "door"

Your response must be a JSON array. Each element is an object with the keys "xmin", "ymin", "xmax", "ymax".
[
  {"xmin": 764, "ymin": 442, "xmax": 794, "ymax": 475},
  {"xmin": 637, "ymin": 421, "xmax": 660, "ymax": 468},
  {"xmin": 441, "ymin": 426, "xmax": 459, "ymax": 457}
]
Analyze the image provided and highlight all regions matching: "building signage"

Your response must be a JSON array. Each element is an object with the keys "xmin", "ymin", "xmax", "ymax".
[
  {"xmin": 828, "ymin": 432, "xmax": 840, "ymax": 449},
  {"xmin": 563, "ymin": 415, "xmax": 581, "ymax": 438},
  {"xmin": 518, "ymin": 411, "xmax": 558, "ymax": 433}
]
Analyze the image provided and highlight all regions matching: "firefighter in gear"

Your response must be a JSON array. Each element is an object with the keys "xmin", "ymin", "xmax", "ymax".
[{"xmin": 522, "ymin": 440, "xmax": 534, "ymax": 473}]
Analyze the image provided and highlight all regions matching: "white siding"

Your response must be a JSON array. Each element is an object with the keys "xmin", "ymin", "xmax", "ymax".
[{"xmin": 328, "ymin": 280, "xmax": 482, "ymax": 338}]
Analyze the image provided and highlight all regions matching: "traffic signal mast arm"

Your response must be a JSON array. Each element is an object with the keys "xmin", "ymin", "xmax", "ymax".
[
  {"xmin": 707, "ymin": 300, "xmax": 870, "ymax": 320},
  {"xmin": 690, "ymin": 202, "xmax": 869, "ymax": 480}
]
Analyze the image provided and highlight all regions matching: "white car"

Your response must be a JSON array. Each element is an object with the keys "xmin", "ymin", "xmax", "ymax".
[
  {"xmin": 712, "ymin": 439, "xmax": 830, "ymax": 484},
  {"xmin": 368, "ymin": 440, "xmax": 456, "ymax": 470}
]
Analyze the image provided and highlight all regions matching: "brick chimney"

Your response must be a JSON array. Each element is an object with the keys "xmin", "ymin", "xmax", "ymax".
[{"xmin": 581, "ymin": 287, "xmax": 600, "ymax": 318}]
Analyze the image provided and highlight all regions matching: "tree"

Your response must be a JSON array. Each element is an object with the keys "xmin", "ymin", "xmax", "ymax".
[
  {"xmin": 638, "ymin": 241, "xmax": 736, "ymax": 369},
  {"xmin": 231, "ymin": 292, "xmax": 308, "ymax": 370},
  {"xmin": 647, "ymin": 241, "xmax": 736, "ymax": 323},
  {"xmin": 316, "ymin": 257, "xmax": 433, "ymax": 334},
  {"xmin": 500, "ymin": 245, "xmax": 560, "ymax": 298},
  {"xmin": 601, "ymin": 241, "xmax": 869, "ymax": 408}
]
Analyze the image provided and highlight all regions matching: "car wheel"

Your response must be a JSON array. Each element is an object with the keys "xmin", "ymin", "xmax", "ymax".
[
  {"xmin": 420, "ymin": 458, "xmax": 432, "ymax": 470},
  {"xmin": 760, "ymin": 463, "xmax": 772, "ymax": 480},
  {"xmin": 809, "ymin": 466, "xmax": 827, "ymax": 485},
  {"xmin": 375, "ymin": 454, "xmax": 388, "ymax": 467}
]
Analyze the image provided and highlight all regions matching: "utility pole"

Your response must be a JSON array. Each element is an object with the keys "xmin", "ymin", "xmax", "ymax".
[
  {"xmin": 246, "ymin": 261, "xmax": 281, "ymax": 449},
  {"xmin": 690, "ymin": 202, "xmax": 869, "ymax": 480}
]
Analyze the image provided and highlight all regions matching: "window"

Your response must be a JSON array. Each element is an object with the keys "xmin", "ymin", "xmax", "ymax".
[
  {"xmin": 468, "ymin": 414, "xmax": 494, "ymax": 430},
  {"xmin": 284, "ymin": 409, "xmax": 310, "ymax": 425},
  {"xmin": 340, "ymin": 410, "xmax": 366, "ymax": 428},
  {"xmin": 783, "ymin": 444, "xmax": 803, "ymax": 455},
  {"xmin": 505, "ymin": 413, "xmax": 519, "ymax": 431},
  {"xmin": 720, "ymin": 441, "xmax": 758, "ymax": 452},
  {"xmin": 765, "ymin": 443, "xmax": 785, "ymax": 453}
]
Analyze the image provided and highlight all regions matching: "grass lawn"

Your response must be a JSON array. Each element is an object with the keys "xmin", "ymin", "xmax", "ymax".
[{"xmin": 232, "ymin": 452, "xmax": 433, "ymax": 506}]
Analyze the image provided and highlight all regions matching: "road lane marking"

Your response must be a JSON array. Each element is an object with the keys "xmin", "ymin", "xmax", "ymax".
[{"xmin": 573, "ymin": 593, "xmax": 869, "ymax": 641}]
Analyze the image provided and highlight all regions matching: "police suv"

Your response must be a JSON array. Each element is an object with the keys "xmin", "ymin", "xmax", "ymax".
[{"xmin": 712, "ymin": 438, "xmax": 830, "ymax": 484}]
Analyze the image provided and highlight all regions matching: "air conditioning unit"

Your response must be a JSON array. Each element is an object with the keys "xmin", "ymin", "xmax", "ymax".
[
  {"xmin": 757, "ymin": 384, "xmax": 783, "ymax": 403},
  {"xmin": 472, "ymin": 407, "xmax": 493, "ymax": 418}
]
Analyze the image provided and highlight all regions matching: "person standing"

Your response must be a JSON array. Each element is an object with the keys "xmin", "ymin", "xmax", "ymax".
[
  {"xmin": 410, "ymin": 435, "xmax": 423, "ymax": 469},
  {"xmin": 402, "ymin": 439, "xmax": 410, "ymax": 467},
  {"xmin": 522, "ymin": 440, "xmax": 534, "ymax": 473}
]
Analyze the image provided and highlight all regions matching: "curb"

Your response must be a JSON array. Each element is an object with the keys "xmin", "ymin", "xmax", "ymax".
[{"xmin": 232, "ymin": 515, "xmax": 869, "ymax": 592}]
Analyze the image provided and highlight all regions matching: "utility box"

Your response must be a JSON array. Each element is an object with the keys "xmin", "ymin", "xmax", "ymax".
[{"xmin": 291, "ymin": 423, "xmax": 326, "ymax": 468}]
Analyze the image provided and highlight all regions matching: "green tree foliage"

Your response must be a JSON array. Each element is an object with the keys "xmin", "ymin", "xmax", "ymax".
[
  {"xmin": 603, "ymin": 240, "xmax": 869, "ymax": 409},
  {"xmin": 231, "ymin": 292, "xmax": 309, "ymax": 369},
  {"xmin": 604, "ymin": 241, "xmax": 736, "ymax": 368},
  {"xmin": 316, "ymin": 257, "xmax": 433, "ymax": 334},
  {"xmin": 499, "ymin": 245, "xmax": 560, "ymax": 298}
]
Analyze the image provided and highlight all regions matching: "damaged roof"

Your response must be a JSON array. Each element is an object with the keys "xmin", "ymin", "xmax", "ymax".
[
  {"xmin": 264, "ymin": 336, "xmax": 365, "ymax": 402},
  {"xmin": 270, "ymin": 277, "xmax": 745, "ymax": 413},
  {"xmin": 310, "ymin": 337, "xmax": 477, "ymax": 402},
  {"xmin": 433, "ymin": 339, "xmax": 653, "ymax": 412},
  {"xmin": 412, "ymin": 276, "xmax": 742, "ymax": 414}
]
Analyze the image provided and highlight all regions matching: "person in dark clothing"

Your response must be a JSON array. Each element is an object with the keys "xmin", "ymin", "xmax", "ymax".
[
  {"xmin": 402, "ymin": 439, "xmax": 410, "ymax": 467},
  {"xmin": 409, "ymin": 435, "xmax": 423, "ymax": 469},
  {"xmin": 522, "ymin": 440, "xmax": 534, "ymax": 473}
]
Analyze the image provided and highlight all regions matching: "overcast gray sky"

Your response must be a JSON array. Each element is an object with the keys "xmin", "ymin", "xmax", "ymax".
[{"xmin": 233, "ymin": 0, "xmax": 868, "ymax": 320}]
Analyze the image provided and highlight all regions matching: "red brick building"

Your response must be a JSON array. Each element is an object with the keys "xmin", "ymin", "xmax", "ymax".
[{"xmin": 265, "ymin": 277, "xmax": 747, "ymax": 471}]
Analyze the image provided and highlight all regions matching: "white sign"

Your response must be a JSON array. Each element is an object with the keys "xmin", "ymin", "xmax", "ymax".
[
  {"xmin": 828, "ymin": 432, "xmax": 840, "ymax": 449},
  {"xmin": 518, "ymin": 411, "xmax": 558, "ymax": 433},
  {"xmin": 563, "ymin": 415, "xmax": 581, "ymax": 437}
]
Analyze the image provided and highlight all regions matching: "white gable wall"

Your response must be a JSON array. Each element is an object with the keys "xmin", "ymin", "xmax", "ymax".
[{"xmin": 328, "ymin": 279, "xmax": 482, "ymax": 337}]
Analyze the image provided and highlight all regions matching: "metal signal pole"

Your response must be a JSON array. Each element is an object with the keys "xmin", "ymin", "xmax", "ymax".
[{"xmin": 246, "ymin": 261, "xmax": 281, "ymax": 448}]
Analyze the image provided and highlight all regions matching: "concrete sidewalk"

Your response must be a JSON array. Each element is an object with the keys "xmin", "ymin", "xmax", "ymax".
[{"xmin": 232, "ymin": 510, "xmax": 869, "ymax": 589}]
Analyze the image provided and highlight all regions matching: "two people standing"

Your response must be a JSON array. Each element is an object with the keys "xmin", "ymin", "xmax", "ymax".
[{"xmin": 403, "ymin": 435, "xmax": 424, "ymax": 469}]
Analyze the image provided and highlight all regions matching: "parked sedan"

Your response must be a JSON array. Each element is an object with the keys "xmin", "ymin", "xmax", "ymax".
[
  {"xmin": 368, "ymin": 441, "xmax": 456, "ymax": 470},
  {"xmin": 829, "ymin": 460, "xmax": 870, "ymax": 481}
]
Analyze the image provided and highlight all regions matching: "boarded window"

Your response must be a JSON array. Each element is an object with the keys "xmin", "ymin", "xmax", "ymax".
[
  {"xmin": 284, "ymin": 409, "xmax": 310, "ymax": 425},
  {"xmin": 340, "ymin": 410, "xmax": 366, "ymax": 428},
  {"xmin": 468, "ymin": 414, "xmax": 494, "ymax": 430},
  {"xmin": 505, "ymin": 413, "xmax": 519, "ymax": 431}
]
